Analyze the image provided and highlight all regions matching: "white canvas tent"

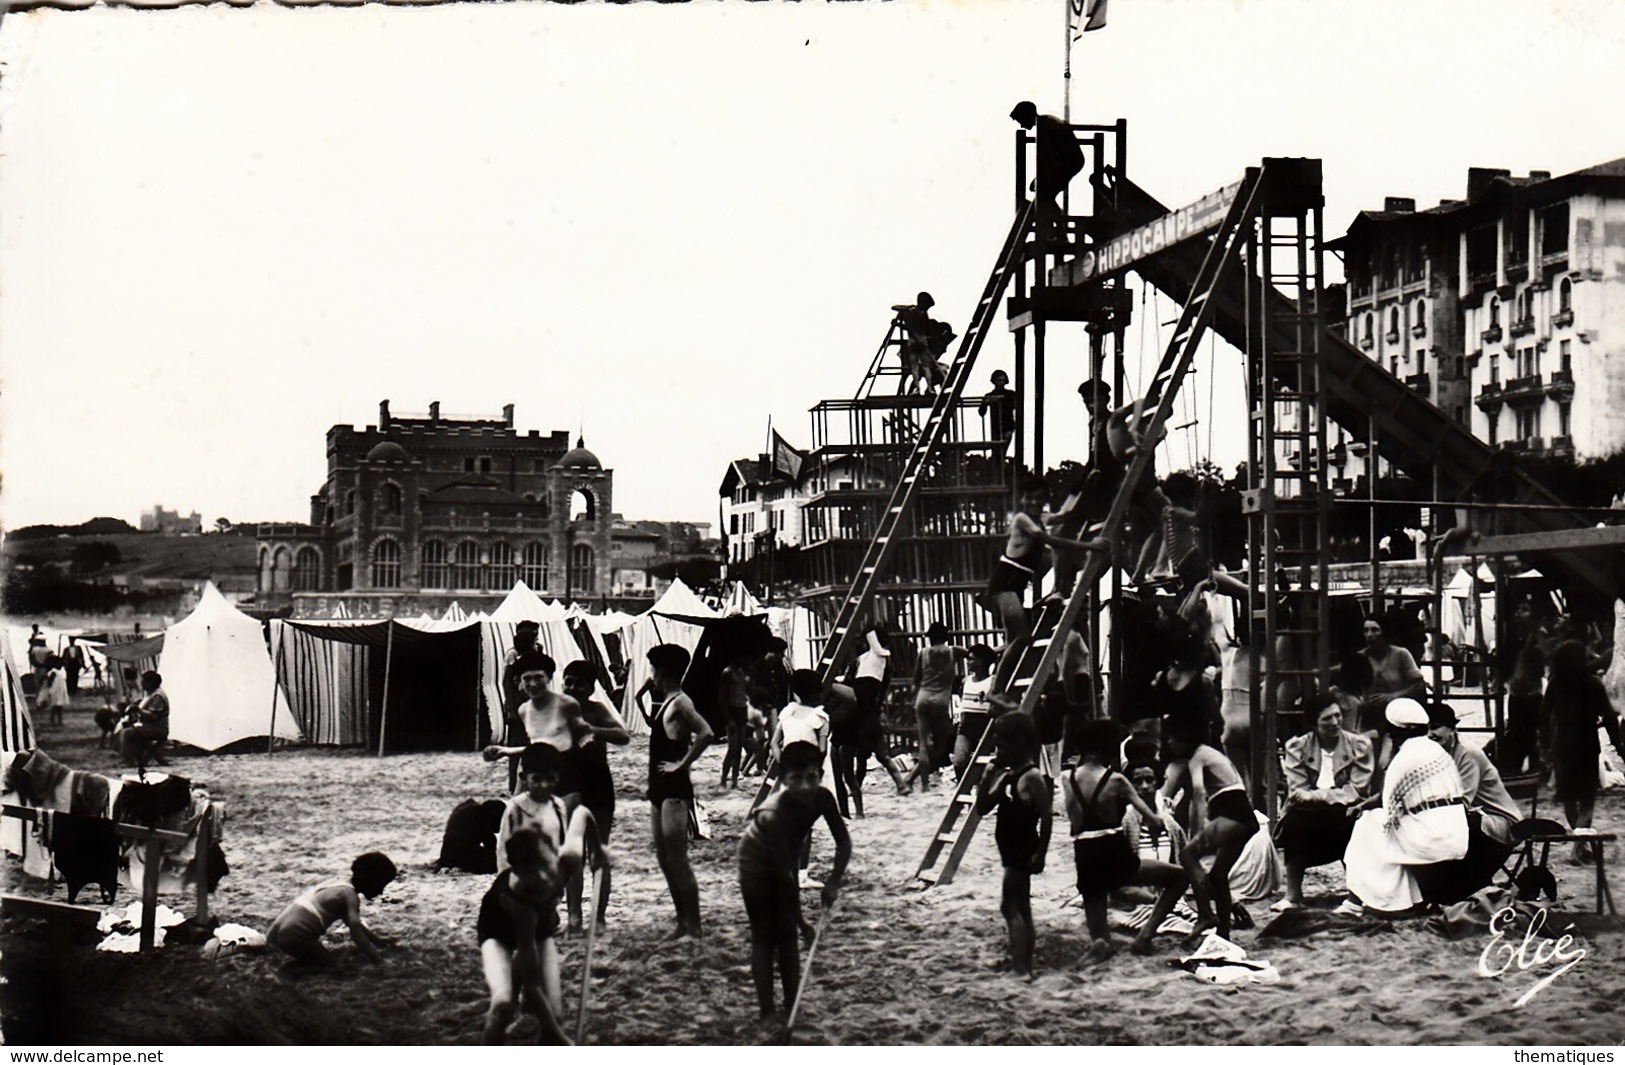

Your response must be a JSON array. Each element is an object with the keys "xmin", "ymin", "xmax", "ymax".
[
  {"xmin": 723, "ymin": 581, "xmax": 764, "ymax": 617},
  {"xmin": 158, "ymin": 583, "xmax": 303, "ymax": 751}
]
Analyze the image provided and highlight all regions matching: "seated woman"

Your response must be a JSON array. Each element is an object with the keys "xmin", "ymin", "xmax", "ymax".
[
  {"xmin": 1273, "ymin": 693, "xmax": 1375, "ymax": 910},
  {"xmin": 1341, "ymin": 698, "xmax": 1468, "ymax": 915},
  {"xmin": 118, "ymin": 670, "xmax": 171, "ymax": 772}
]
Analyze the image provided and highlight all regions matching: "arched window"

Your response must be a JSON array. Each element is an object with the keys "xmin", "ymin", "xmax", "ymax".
[
  {"xmin": 1362, "ymin": 313, "xmax": 1373, "ymax": 346},
  {"xmin": 292, "ymin": 546, "xmax": 321, "ymax": 592},
  {"xmin": 452, "ymin": 540, "xmax": 482, "ymax": 590},
  {"xmin": 371, "ymin": 539, "xmax": 401, "ymax": 588},
  {"xmin": 420, "ymin": 540, "xmax": 447, "ymax": 589},
  {"xmin": 520, "ymin": 542, "xmax": 548, "ymax": 589},
  {"xmin": 569, "ymin": 543, "xmax": 595, "ymax": 594},
  {"xmin": 1559, "ymin": 277, "xmax": 1573, "ymax": 313},
  {"xmin": 487, "ymin": 542, "xmax": 515, "ymax": 591},
  {"xmin": 258, "ymin": 547, "xmax": 272, "ymax": 594},
  {"xmin": 1388, "ymin": 307, "xmax": 1400, "ymax": 338},
  {"xmin": 1413, "ymin": 298, "xmax": 1425, "ymax": 330},
  {"xmin": 378, "ymin": 482, "xmax": 403, "ymax": 520},
  {"xmin": 273, "ymin": 546, "xmax": 293, "ymax": 593},
  {"xmin": 1488, "ymin": 296, "xmax": 1501, "ymax": 326}
]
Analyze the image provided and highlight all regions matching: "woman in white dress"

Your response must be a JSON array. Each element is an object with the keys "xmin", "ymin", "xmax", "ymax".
[{"xmin": 1342, "ymin": 698, "xmax": 1468, "ymax": 914}]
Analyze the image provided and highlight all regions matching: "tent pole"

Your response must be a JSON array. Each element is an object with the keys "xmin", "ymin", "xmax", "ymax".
[
  {"xmin": 474, "ymin": 625, "xmax": 485, "ymax": 752},
  {"xmin": 377, "ymin": 622, "xmax": 395, "ymax": 758},
  {"xmin": 267, "ymin": 623, "xmax": 287, "ymax": 756}
]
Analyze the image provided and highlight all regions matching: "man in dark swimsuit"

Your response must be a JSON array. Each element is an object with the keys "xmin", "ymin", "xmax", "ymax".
[{"xmin": 645, "ymin": 643, "xmax": 714, "ymax": 939}]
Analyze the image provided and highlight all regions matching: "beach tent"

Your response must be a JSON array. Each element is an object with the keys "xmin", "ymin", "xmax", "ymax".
[
  {"xmin": 612, "ymin": 580, "xmax": 716, "ymax": 735},
  {"xmin": 157, "ymin": 583, "xmax": 303, "ymax": 751},
  {"xmin": 273, "ymin": 617, "xmax": 484, "ymax": 753},
  {"xmin": 0, "ymin": 631, "xmax": 36, "ymax": 754},
  {"xmin": 650, "ymin": 579, "xmax": 720, "ymax": 624},
  {"xmin": 443, "ymin": 601, "xmax": 468, "ymax": 623},
  {"xmin": 723, "ymin": 581, "xmax": 764, "ymax": 617}
]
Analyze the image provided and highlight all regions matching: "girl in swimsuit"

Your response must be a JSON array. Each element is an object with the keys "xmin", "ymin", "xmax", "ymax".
[
  {"xmin": 266, "ymin": 852, "xmax": 397, "ymax": 974},
  {"xmin": 1161, "ymin": 728, "xmax": 1257, "ymax": 942}
]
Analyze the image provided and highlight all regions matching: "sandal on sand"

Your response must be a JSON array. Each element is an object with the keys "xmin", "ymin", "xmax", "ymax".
[
  {"xmin": 1333, "ymin": 899, "xmax": 1365, "ymax": 917},
  {"xmin": 1268, "ymin": 899, "xmax": 1301, "ymax": 914}
]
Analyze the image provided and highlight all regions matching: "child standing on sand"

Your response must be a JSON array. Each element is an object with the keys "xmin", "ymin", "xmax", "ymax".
[
  {"xmin": 266, "ymin": 852, "xmax": 397, "ymax": 975},
  {"xmin": 976, "ymin": 712, "xmax": 1052, "ymax": 978},
  {"xmin": 1065, "ymin": 720, "xmax": 1189, "ymax": 963},
  {"xmin": 737, "ymin": 741, "xmax": 851, "ymax": 1026}
]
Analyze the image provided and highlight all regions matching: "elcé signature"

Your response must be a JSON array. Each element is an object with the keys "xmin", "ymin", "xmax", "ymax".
[{"xmin": 1478, "ymin": 905, "xmax": 1587, "ymax": 1007}]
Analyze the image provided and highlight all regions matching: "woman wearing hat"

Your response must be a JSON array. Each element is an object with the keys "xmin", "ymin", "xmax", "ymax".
[
  {"xmin": 1339, "ymin": 697, "xmax": 1468, "ymax": 914},
  {"xmin": 1273, "ymin": 693, "xmax": 1375, "ymax": 910}
]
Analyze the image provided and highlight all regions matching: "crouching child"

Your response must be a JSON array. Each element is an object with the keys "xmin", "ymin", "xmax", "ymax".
[{"xmin": 266, "ymin": 851, "xmax": 397, "ymax": 976}]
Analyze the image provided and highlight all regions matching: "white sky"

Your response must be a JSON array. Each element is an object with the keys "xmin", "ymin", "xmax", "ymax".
[{"xmin": 2, "ymin": 0, "xmax": 1622, "ymax": 531}]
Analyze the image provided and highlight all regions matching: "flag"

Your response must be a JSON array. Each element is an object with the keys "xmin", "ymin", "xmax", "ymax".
[
  {"xmin": 1070, "ymin": 0, "xmax": 1108, "ymax": 36},
  {"xmin": 771, "ymin": 429, "xmax": 805, "ymax": 481}
]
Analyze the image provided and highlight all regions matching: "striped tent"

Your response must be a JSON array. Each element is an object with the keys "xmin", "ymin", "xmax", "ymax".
[{"xmin": 0, "ymin": 631, "xmax": 35, "ymax": 754}]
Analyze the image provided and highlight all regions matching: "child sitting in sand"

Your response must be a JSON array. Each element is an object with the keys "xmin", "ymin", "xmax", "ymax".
[
  {"xmin": 975, "ymin": 712, "xmax": 1051, "ymax": 978},
  {"xmin": 266, "ymin": 852, "xmax": 397, "ymax": 975},
  {"xmin": 478, "ymin": 814, "xmax": 601, "ymax": 1045},
  {"xmin": 737, "ymin": 741, "xmax": 851, "ymax": 1026},
  {"xmin": 1064, "ymin": 720, "xmax": 1188, "ymax": 963}
]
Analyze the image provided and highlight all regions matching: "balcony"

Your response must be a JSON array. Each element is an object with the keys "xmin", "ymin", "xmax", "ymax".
[
  {"xmin": 1475, "ymin": 380, "xmax": 1504, "ymax": 410},
  {"xmin": 1385, "ymin": 330, "xmax": 1400, "ymax": 344},
  {"xmin": 1501, "ymin": 373, "xmax": 1546, "ymax": 403},
  {"xmin": 1546, "ymin": 434, "xmax": 1575, "ymax": 456},
  {"xmin": 1510, "ymin": 317, "xmax": 1536, "ymax": 338},
  {"xmin": 1502, "ymin": 438, "xmax": 1532, "ymax": 453},
  {"xmin": 1553, "ymin": 309, "xmax": 1575, "ymax": 329},
  {"xmin": 1468, "ymin": 270, "xmax": 1498, "ymax": 292},
  {"xmin": 1540, "ymin": 251, "xmax": 1569, "ymax": 273},
  {"xmin": 1360, "ymin": 335, "xmax": 1375, "ymax": 352},
  {"xmin": 1548, "ymin": 369, "xmax": 1575, "ymax": 399},
  {"xmin": 1405, "ymin": 372, "xmax": 1431, "ymax": 396},
  {"xmin": 1482, "ymin": 325, "xmax": 1503, "ymax": 344},
  {"xmin": 1411, "ymin": 323, "xmax": 1427, "ymax": 339}
]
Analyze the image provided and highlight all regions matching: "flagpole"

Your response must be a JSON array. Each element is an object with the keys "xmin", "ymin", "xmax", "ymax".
[{"xmin": 1063, "ymin": 0, "xmax": 1074, "ymax": 122}]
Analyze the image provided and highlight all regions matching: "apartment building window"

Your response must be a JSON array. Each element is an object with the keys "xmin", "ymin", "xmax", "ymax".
[
  {"xmin": 1488, "ymin": 297, "xmax": 1501, "ymax": 326},
  {"xmin": 371, "ymin": 539, "xmax": 401, "ymax": 589},
  {"xmin": 452, "ymin": 540, "xmax": 482, "ymax": 589},
  {"xmin": 1541, "ymin": 203, "xmax": 1570, "ymax": 258},
  {"xmin": 1559, "ymin": 277, "xmax": 1573, "ymax": 313},
  {"xmin": 1560, "ymin": 339, "xmax": 1572, "ymax": 372},
  {"xmin": 1559, "ymin": 402, "xmax": 1572, "ymax": 437},
  {"xmin": 1362, "ymin": 313, "xmax": 1374, "ymax": 347},
  {"xmin": 1387, "ymin": 307, "xmax": 1400, "ymax": 341},
  {"xmin": 463, "ymin": 456, "xmax": 493, "ymax": 474},
  {"xmin": 1514, "ymin": 407, "xmax": 1538, "ymax": 441},
  {"xmin": 1517, "ymin": 347, "xmax": 1537, "ymax": 378},
  {"xmin": 1415, "ymin": 349, "xmax": 1428, "ymax": 373},
  {"xmin": 487, "ymin": 542, "xmax": 515, "ymax": 591},
  {"xmin": 421, "ymin": 540, "xmax": 448, "ymax": 589},
  {"xmin": 1467, "ymin": 226, "xmax": 1497, "ymax": 281},
  {"xmin": 520, "ymin": 542, "xmax": 548, "ymax": 588},
  {"xmin": 1489, "ymin": 354, "xmax": 1500, "ymax": 383},
  {"xmin": 730, "ymin": 514, "xmax": 739, "ymax": 535},
  {"xmin": 1487, "ymin": 411, "xmax": 1499, "ymax": 446},
  {"xmin": 1508, "ymin": 209, "xmax": 1530, "ymax": 266},
  {"xmin": 1390, "ymin": 357, "xmax": 1400, "ymax": 376}
]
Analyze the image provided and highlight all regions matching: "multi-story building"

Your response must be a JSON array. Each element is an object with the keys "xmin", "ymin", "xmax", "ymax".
[
  {"xmin": 1331, "ymin": 158, "xmax": 1625, "ymax": 483},
  {"xmin": 719, "ymin": 447, "xmax": 807, "ymax": 569},
  {"xmin": 140, "ymin": 505, "xmax": 203, "ymax": 535},
  {"xmin": 255, "ymin": 401, "xmax": 613, "ymax": 615}
]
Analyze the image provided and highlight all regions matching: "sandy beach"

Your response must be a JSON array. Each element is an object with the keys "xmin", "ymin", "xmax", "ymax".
[{"xmin": 5, "ymin": 702, "xmax": 1625, "ymax": 1046}]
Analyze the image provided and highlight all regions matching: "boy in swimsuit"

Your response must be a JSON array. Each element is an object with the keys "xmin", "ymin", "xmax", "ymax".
[
  {"xmin": 1160, "ymin": 727, "xmax": 1258, "ymax": 943},
  {"xmin": 484, "ymin": 652, "xmax": 590, "ymax": 798},
  {"xmin": 266, "ymin": 851, "xmax": 397, "ymax": 976},
  {"xmin": 737, "ymin": 741, "xmax": 850, "ymax": 1025},
  {"xmin": 951, "ymin": 644, "xmax": 998, "ymax": 780},
  {"xmin": 478, "ymin": 816, "xmax": 601, "ymax": 1045},
  {"xmin": 645, "ymin": 643, "xmax": 715, "ymax": 940},
  {"xmin": 1064, "ymin": 721, "xmax": 1187, "ymax": 963},
  {"xmin": 975, "ymin": 712, "xmax": 1051, "ymax": 978},
  {"xmin": 987, "ymin": 477, "xmax": 1110, "ymax": 645}
]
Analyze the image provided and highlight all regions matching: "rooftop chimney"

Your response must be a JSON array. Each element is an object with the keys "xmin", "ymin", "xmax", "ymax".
[
  {"xmin": 379, "ymin": 399, "xmax": 391, "ymax": 428},
  {"xmin": 503, "ymin": 403, "xmax": 515, "ymax": 428},
  {"xmin": 1467, "ymin": 167, "xmax": 1512, "ymax": 201},
  {"xmin": 1529, "ymin": 170, "xmax": 1551, "ymax": 182},
  {"xmin": 428, "ymin": 400, "xmax": 440, "ymax": 422},
  {"xmin": 1384, "ymin": 197, "xmax": 1416, "ymax": 213}
]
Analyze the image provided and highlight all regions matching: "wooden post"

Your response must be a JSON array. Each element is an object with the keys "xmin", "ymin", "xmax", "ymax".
[
  {"xmin": 377, "ymin": 621, "xmax": 396, "ymax": 758},
  {"xmin": 267, "ymin": 624, "xmax": 287, "ymax": 756},
  {"xmin": 194, "ymin": 806, "xmax": 211, "ymax": 924},
  {"xmin": 139, "ymin": 834, "xmax": 162, "ymax": 952}
]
